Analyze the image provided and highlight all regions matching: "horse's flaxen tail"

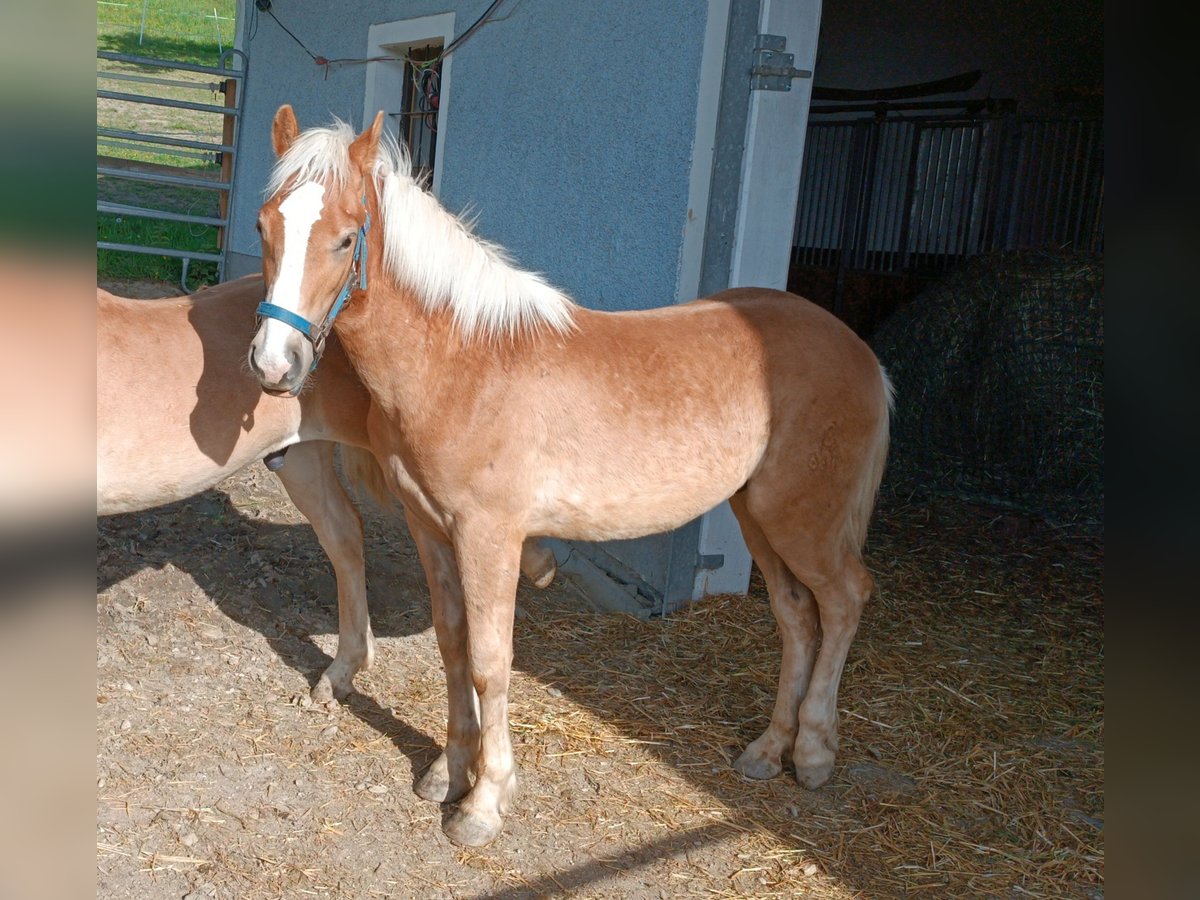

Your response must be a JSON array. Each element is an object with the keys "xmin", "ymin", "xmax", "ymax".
[
  {"xmin": 845, "ymin": 363, "xmax": 894, "ymax": 555},
  {"xmin": 338, "ymin": 444, "xmax": 400, "ymax": 513}
]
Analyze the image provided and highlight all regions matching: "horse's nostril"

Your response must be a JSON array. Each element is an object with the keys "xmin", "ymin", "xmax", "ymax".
[{"xmin": 287, "ymin": 350, "xmax": 304, "ymax": 382}]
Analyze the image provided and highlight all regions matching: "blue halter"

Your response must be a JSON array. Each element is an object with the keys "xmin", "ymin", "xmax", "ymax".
[{"xmin": 256, "ymin": 199, "xmax": 371, "ymax": 372}]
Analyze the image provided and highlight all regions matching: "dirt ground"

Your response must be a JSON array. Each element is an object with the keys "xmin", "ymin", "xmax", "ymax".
[{"xmin": 97, "ymin": 282, "xmax": 1103, "ymax": 899}]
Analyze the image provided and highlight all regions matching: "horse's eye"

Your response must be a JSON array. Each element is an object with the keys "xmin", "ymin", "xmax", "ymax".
[
  {"xmin": 255, "ymin": 220, "xmax": 263, "ymax": 234},
  {"xmin": 338, "ymin": 235, "xmax": 354, "ymax": 251}
]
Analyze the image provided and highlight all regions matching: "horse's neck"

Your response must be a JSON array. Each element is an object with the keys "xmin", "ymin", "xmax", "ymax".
[
  {"xmin": 337, "ymin": 270, "xmax": 553, "ymax": 434},
  {"xmin": 335, "ymin": 203, "xmax": 549, "ymax": 413},
  {"xmin": 335, "ymin": 274, "xmax": 447, "ymax": 407}
]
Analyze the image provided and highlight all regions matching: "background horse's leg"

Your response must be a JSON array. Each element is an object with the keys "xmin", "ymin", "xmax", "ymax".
[
  {"xmin": 441, "ymin": 522, "xmax": 523, "ymax": 848},
  {"xmin": 728, "ymin": 492, "xmax": 821, "ymax": 781},
  {"xmin": 274, "ymin": 440, "xmax": 373, "ymax": 704},
  {"xmin": 519, "ymin": 538, "xmax": 556, "ymax": 588},
  {"xmin": 408, "ymin": 514, "xmax": 478, "ymax": 806}
]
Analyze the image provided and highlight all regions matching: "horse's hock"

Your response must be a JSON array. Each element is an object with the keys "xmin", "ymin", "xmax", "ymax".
[{"xmin": 872, "ymin": 250, "xmax": 1104, "ymax": 523}]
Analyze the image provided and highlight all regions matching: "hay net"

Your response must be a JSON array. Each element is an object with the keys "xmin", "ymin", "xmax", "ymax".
[{"xmin": 871, "ymin": 250, "xmax": 1103, "ymax": 525}]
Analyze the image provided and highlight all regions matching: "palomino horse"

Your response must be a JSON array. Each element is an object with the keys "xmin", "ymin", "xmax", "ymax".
[
  {"xmin": 248, "ymin": 106, "xmax": 892, "ymax": 847},
  {"xmin": 98, "ymin": 275, "xmax": 562, "ymax": 702}
]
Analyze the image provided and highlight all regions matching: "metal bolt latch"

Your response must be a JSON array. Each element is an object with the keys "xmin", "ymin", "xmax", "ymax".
[{"xmin": 751, "ymin": 34, "xmax": 813, "ymax": 92}]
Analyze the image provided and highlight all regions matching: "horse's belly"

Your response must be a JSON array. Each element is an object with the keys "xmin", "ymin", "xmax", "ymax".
[
  {"xmin": 96, "ymin": 429, "xmax": 299, "ymax": 515},
  {"xmin": 97, "ymin": 451, "xmax": 237, "ymax": 514},
  {"xmin": 530, "ymin": 460, "xmax": 752, "ymax": 542}
]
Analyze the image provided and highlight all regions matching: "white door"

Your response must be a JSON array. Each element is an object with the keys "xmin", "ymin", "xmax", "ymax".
[{"xmin": 692, "ymin": 0, "xmax": 823, "ymax": 599}]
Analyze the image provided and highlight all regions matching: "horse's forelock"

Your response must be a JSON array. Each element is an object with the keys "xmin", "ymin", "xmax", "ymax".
[
  {"xmin": 266, "ymin": 120, "xmax": 356, "ymax": 198},
  {"xmin": 265, "ymin": 119, "xmax": 412, "ymax": 202}
]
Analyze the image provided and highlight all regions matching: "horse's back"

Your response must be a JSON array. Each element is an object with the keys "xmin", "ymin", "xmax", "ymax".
[
  {"xmin": 699, "ymin": 287, "xmax": 875, "ymax": 358},
  {"xmin": 684, "ymin": 287, "xmax": 888, "ymax": 411},
  {"xmin": 579, "ymin": 287, "xmax": 884, "ymax": 413},
  {"xmin": 98, "ymin": 276, "xmax": 264, "ymax": 402},
  {"xmin": 504, "ymin": 289, "xmax": 884, "ymax": 540},
  {"xmin": 97, "ymin": 276, "xmax": 302, "ymax": 514}
]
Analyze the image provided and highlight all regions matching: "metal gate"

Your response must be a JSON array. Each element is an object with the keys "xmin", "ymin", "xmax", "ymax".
[
  {"xmin": 96, "ymin": 49, "xmax": 247, "ymax": 289},
  {"xmin": 792, "ymin": 113, "xmax": 1104, "ymax": 275}
]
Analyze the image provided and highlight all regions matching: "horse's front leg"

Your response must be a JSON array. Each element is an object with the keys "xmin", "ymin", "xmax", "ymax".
[
  {"xmin": 273, "ymin": 440, "xmax": 373, "ymax": 704},
  {"xmin": 442, "ymin": 521, "xmax": 524, "ymax": 848},
  {"xmin": 407, "ymin": 513, "xmax": 478, "ymax": 806}
]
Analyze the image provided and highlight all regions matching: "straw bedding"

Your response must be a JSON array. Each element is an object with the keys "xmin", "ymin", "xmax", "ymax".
[{"xmin": 97, "ymin": 458, "xmax": 1102, "ymax": 898}]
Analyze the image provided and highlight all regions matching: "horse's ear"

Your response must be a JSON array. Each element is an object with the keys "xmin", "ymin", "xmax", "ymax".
[
  {"xmin": 349, "ymin": 110, "xmax": 387, "ymax": 173},
  {"xmin": 272, "ymin": 105, "xmax": 300, "ymax": 157}
]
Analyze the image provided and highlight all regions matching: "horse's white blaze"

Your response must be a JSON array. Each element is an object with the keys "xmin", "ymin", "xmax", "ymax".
[{"xmin": 257, "ymin": 181, "xmax": 326, "ymax": 374}]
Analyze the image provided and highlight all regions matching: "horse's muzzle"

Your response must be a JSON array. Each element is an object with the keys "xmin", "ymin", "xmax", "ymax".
[{"xmin": 248, "ymin": 335, "xmax": 309, "ymax": 395}]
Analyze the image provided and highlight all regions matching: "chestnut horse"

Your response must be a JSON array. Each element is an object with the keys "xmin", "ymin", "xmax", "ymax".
[
  {"xmin": 248, "ymin": 107, "xmax": 892, "ymax": 847},
  {"xmin": 98, "ymin": 275, "xmax": 559, "ymax": 703}
]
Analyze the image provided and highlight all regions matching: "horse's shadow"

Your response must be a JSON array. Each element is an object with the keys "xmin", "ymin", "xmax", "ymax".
[{"xmin": 98, "ymin": 485, "xmax": 443, "ymax": 774}]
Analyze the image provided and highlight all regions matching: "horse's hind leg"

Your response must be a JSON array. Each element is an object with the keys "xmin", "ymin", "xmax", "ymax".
[
  {"xmin": 520, "ymin": 538, "xmax": 557, "ymax": 588},
  {"xmin": 729, "ymin": 492, "xmax": 821, "ymax": 781},
  {"xmin": 761, "ymin": 530, "xmax": 873, "ymax": 789},
  {"xmin": 789, "ymin": 557, "xmax": 873, "ymax": 788},
  {"xmin": 274, "ymin": 440, "xmax": 374, "ymax": 704}
]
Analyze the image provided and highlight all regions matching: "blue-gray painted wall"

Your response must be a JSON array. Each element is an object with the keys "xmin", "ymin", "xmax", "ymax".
[{"xmin": 232, "ymin": 0, "xmax": 712, "ymax": 312}]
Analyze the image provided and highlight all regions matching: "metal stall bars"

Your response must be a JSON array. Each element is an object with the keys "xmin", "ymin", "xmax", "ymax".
[
  {"xmin": 96, "ymin": 49, "xmax": 247, "ymax": 290},
  {"xmin": 792, "ymin": 111, "xmax": 1104, "ymax": 277}
]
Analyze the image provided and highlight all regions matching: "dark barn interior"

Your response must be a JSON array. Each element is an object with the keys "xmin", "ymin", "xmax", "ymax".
[{"xmin": 791, "ymin": 0, "xmax": 1103, "ymax": 526}]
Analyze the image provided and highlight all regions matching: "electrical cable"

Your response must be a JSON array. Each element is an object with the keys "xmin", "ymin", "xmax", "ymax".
[
  {"xmin": 255, "ymin": 0, "xmax": 507, "ymax": 74},
  {"xmin": 262, "ymin": 7, "xmax": 318, "ymax": 61},
  {"xmin": 442, "ymin": 0, "xmax": 506, "ymax": 57}
]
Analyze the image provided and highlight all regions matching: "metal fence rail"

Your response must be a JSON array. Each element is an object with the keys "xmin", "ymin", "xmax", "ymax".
[
  {"xmin": 792, "ymin": 114, "xmax": 1104, "ymax": 276},
  {"xmin": 96, "ymin": 49, "xmax": 246, "ymax": 288}
]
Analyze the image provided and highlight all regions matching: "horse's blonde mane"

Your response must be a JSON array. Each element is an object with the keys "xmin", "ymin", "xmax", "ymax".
[{"xmin": 266, "ymin": 119, "xmax": 576, "ymax": 340}]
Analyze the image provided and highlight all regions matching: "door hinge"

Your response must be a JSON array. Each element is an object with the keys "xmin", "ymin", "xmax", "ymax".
[{"xmin": 751, "ymin": 34, "xmax": 813, "ymax": 92}]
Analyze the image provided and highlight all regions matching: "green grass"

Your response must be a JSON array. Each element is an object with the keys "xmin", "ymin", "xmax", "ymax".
[
  {"xmin": 98, "ymin": 139, "xmax": 220, "ymax": 169},
  {"xmin": 98, "ymin": 157, "xmax": 223, "ymax": 285},
  {"xmin": 97, "ymin": 148, "xmax": 225, "ymax": 285},
  {"xmin": 97, "ymin": 0, "xmax": 236, "ymax": 285},
  {"xmin": 97, "ymin": 215, "xmax": 220, "ymax": 285},
  {"xmin": 97, "ymin": 0, "xmax": 237, "ymax": 67}
]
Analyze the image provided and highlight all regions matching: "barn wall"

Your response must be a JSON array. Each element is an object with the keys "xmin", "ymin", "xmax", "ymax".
[{"xmin": 229, "ymin": 0, "xmax": 711, "ymax": 312}]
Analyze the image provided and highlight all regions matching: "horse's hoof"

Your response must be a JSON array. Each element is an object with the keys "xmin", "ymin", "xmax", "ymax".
[
  {"xmin": 793, "ymin": 732, "xmax": 836, "ymax": 789},
  {"xmin": 310, "ymin": 677, "xmax": 336, "ymax": 705},
  {"xmin": 520, "ymin": 542, "xmax": 558, "ymax": 589},
  {"xmin": 415, "ymin": 757, "xmax": 470, "ymax": 804},
  {"xmin": 531, "ymin": 566, "xmax": 556, "ymax": 589},
  {"xmin": 444, "ymin": 808, "xmax": 504, "ymax": 847},
  {"xmin": 312, "ymin": 669, "xmax": 354, "ymax": 705},
  {"xmin": 733, "ymin": 748, "xmax": 783, "ymax": 780},
  {"xmin": 793, "ymin": 755, "xmax": 835, "ymax": 789}
]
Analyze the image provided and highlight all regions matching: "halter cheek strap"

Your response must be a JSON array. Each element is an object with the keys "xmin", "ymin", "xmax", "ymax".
[{"xmin": 256, "ymin": 197, "xmax": 371, "ymax": 372}]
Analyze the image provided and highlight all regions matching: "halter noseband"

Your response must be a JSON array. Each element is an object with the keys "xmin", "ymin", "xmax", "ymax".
[{"xmin": 256, "ymin": 197, "xmax": 371, "ymax": 372}]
